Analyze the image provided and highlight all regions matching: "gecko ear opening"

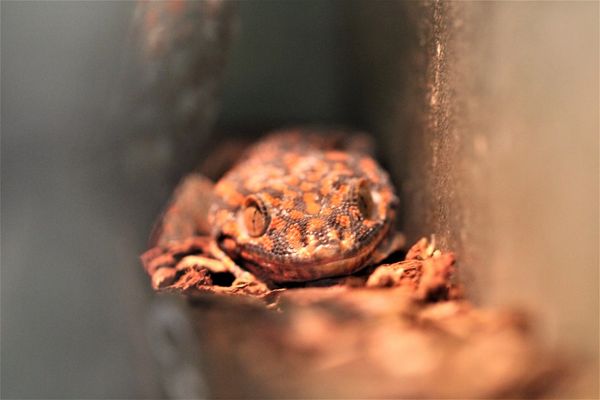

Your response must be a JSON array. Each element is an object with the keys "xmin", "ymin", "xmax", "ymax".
[{"xmin": 242, "ymin": 195, "xmax": 270, "ymax": 237}]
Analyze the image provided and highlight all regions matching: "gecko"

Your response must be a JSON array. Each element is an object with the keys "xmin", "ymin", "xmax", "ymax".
[{"xmin": 206, "ymin": 129, "xmax": 402, "ymax": 284}]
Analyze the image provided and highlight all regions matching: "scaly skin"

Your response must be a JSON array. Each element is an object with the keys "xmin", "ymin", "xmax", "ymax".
[{"xmin": 208, "ymin": 129, "xmax": 399, "ymax": 283}]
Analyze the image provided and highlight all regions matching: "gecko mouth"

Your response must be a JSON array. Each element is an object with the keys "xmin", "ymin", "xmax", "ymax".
[{"xmin": 237, "ymin": 224, "xmax": 391, "ymax": 283}]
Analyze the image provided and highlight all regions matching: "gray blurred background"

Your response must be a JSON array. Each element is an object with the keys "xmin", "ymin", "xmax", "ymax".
[
  {"xmin": 2, "ymin": 2, "xmax": 159, "ymax": 397},
  {"xmin": 2, "ymin": 1, "xmax": 598, "ymax": 398}
]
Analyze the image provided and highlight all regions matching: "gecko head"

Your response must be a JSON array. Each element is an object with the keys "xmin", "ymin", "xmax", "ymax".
[{"xmin": 211, "ymin": 153, "xmax": 398, "ymax": 283}]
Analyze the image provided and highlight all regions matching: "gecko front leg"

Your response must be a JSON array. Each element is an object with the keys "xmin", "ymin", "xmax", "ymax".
[{"xmin": 141, "ymin": 172, "xmax": 270, "ymax": 296}]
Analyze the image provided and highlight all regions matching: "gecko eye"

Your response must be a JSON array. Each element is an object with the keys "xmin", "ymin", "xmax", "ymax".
[
  {"xmin": 357, "ymin": 180, "xmax": 375, "ymax": 219},
  {"xmin": 242, "ymin": 196, "xmax": 269, "ymax": 237}
]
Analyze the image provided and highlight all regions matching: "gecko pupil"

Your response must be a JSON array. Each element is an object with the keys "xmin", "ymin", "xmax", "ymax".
[
  {"xmin": 357, "ymin": 181, "xmax": 374, "ymax": 219},
  {"xmin": 243, "ymin": 203, "xmax": 267, "ymax": 237}
]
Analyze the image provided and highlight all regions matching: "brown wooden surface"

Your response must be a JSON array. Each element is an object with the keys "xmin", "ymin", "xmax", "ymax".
[{"xmin": 142, "ymin": 173, "xmax": 570, "ymax": 398}]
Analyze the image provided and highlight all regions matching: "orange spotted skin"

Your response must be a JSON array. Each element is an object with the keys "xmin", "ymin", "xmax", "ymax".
[{"xmin": 208, "ymin": 129, "xmax": 398, "ymax": 283}]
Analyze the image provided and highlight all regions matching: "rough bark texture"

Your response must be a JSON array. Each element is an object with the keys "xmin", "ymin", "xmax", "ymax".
[
  {"xmin": 351, "ymin": 2, "xmax": 598, "ymax": 395},
  {"xmin": 187, "ymin": 293, "xmax": 567, "ymax": 399},
  {"xmin": 141, "ymin": 172, "xmax": 568, "ymax": 398},
  {"xmin": 140, "ymin": 1, "xmax": 597, "ymax": 398},
  {"xmin": 116, "ymin": 0, "xmax": 237, "ymax": 205}
]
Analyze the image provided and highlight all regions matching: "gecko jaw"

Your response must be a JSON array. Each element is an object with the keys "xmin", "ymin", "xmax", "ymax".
[{"xmin": 238, "ymin": 222, "xmax": 390, "ymax": 283}]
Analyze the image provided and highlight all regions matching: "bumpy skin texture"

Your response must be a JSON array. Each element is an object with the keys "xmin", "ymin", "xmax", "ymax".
[{"xmin": 208, "ymin": 129, "xmax": 398, "ymax": 282}]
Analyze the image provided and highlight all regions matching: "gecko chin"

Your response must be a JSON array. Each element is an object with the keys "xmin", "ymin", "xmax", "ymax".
[
  {"xmin": 242, "ymin": 249, "xmax": 373, "ymax": 283},
  {"xmin": 237, "ymin": 226, "xmax": 390, "ymax": 283}
]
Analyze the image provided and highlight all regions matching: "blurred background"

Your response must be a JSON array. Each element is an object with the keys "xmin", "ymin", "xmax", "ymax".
[{"xmin": 2, "ymin": 1, "xmax": 598, "ymax": 398}]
